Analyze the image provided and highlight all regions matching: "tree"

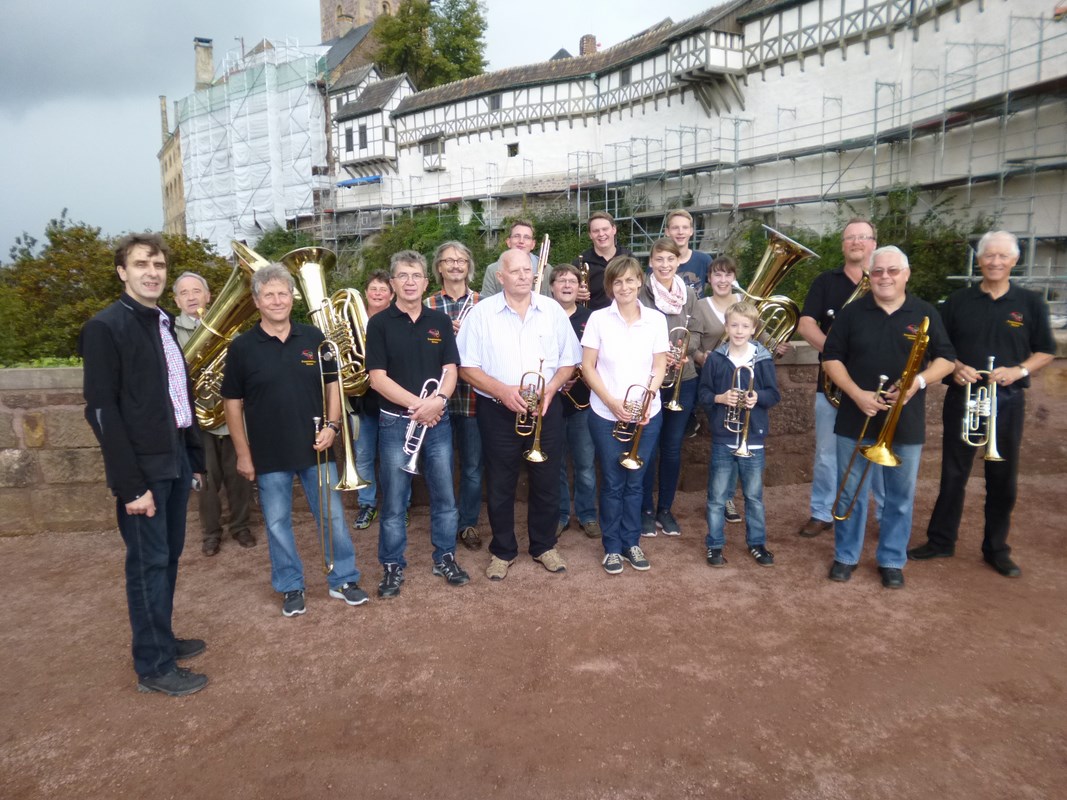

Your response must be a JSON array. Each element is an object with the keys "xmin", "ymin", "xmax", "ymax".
[{"xmin": 373, "ymin": 0, "xmax": 487, "ymax": 89}]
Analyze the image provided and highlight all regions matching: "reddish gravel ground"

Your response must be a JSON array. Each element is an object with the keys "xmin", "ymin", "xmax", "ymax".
[{"xmin": 2, "ymin": 467, "xmax": 1065, "ymax": 800}]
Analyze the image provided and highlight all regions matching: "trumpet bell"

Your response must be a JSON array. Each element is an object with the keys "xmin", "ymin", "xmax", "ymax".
[
  {"xmin": 523, "ymin": 447, "xmax": 548, "ymax": 463},
  {"xmin": 401, "ymin": 451, "xmax": 421, "ymax": 475},
  {"xmin": 618, "ymin": 452, "xmax": 644, "ymax": 470}
]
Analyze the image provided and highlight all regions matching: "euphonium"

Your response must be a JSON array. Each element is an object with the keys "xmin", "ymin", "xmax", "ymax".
[
  {"xmin": 517, "ymin": 359, "xmax": 548, "ymax": 462},
  {"xmin": 663, "ymin": 315, "xmax": 692, "ymax": 408},
  {"xmin": 184, "ymin": 241, "xmax": 270, "ymax": 430},
  {"xmin": 724, "ymin": 363, "xmax": 756, "ymax": 458},
  {"xmin": 614, "ymin": 373, "xmax": 656, "ymax": 470},
  {"xmin": 832, "ymin": 317, "xmax": 930, "ymax": 521},
  {"xmin": 963, "ymin": 356, "xmax": 1005, "ymax": 462},
  {"xmin": 823, "ymin": 271, "xmax": 871, "ymax": 407},
  {"xmin": 402, "ymin": 367, "xmax": 448, "ymax": 475}
]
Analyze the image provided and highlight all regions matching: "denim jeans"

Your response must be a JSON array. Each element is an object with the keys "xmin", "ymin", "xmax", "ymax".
[
  {"xmin": 643, "ymin": 377, "xmax": 697, "ymax": 514},
  {"xmin": 378, "ymin": 411, "xmax": 459, "ymax": 567},
  {"xmin": 451, "ymin": 414, "xmax": 483, "ymax": 530},
  {"xmin": 589, "ymin": 411, "xmax": 663, "ymax": 554},
  {"xmin": 559, "ymin": 409, "xmax": 598, "ymax": 526},
  {"xmin": 812, "ymin": 393, "xmax": 886, "ymax": 522},
  {"xmin": 833, "ymin": 435, "xmax": 922, "ymax": 569},
  {"xmin": 355, "ymin": 411, "xmax": 378, "ymax": 507},
  {"xmin": 257, "ymin": 462, "xmax": 361, "ymax": 592},
  {"xmin": 118, "ymin": 450, "xmax": 191, "ymax": 678},
  {"xmin": 705, "ymin": 443, "xmax": 767, "ymax": 549}
]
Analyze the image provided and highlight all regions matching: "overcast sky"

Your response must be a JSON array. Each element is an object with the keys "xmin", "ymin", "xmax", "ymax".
[{"xmin": 0, "ymin": 0, "xmax": 716, "ymax": 256}]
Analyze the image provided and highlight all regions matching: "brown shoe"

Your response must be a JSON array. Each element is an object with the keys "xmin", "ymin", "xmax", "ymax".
[
  {"xmin": 798, "ymin": 517, "xmax": 833, "ymax": 538},
  {"xmin": 534, "ymin": 548, "xmax": 567, "ymax": 574},
  {"xmin": 459, "ymin": 526, "xmax": 482, "ymax": 551},
  {"xmin": 234, "ymin": 530, "xmax": 257, "ymax": 548},
  {"xmin": 202, "ymin": 537, "xmax": 220, "ymax": 557},
  {"xmin": 485, "ymin": 555, "xmax": 515, "ymax": 581},
  {"xmin": 580, "ymin": 520, "xmax": 601, "ymax": 538}
]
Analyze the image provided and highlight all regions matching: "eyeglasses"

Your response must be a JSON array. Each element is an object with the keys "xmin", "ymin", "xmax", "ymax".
[
  {"xmin": 438, "ymin": 258, "xmax": 469, "ymax": 267},
  {"xmin": 393, "ymin": 273, "xmax": 425, "ymax": 283},
  {"xmin": 843, "ymin": 234, "xmax": 875, "ymax": 242},
  {"xmin": 869, "ymin": 266, "xmax": 905, "ymax": 278},
  {"xmin": 509, "ymin": 233, "xmax": 534, "ymax": 241}
]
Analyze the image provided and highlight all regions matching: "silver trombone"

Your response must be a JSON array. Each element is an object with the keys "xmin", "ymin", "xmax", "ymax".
[
  {"xmin": 963, "ymin": 356, "xmax": 1005, "ymax": 462},
  {"xmin": 455, "ymin": 293, "xmax": 476, "ymax": 326},
  {"xmin": 724, "ymin": 363, "xmax": 756, "ymax": 458},
  {"xmin": 402, "ymin": 367, "xmax": 448, "ymax": 475}
]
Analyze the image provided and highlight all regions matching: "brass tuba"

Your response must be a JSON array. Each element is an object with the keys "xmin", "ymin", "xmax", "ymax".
[{"xmin": 184, "ymin": 241, "xmax": 271, "ymax": 430}]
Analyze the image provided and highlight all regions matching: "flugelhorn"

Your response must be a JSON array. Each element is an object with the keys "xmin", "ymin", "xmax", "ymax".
[
  {"xmin": 963, "ymin": 356, "xmax": 1005, "ymax": 462},
  {"xmin": 402, "ymin": 367, "xmax": 448, "ymax": 475},
  {"xmin": 724, "ymin": 363, "xmax": 756, "ymax": 458},
  {"xmin": 517, "ymin": 359, "xmax": 548, "ymax": 463},
  {"xmin": 614, "ymin": 373, "xmax": 656, "ymax": 470},
  {"xmin": 663, "ymin": 315, "xmax": 692, "ymax": 409},
  {"xmin": 823, "ymin": 271, "xmax": 871, "ymax": 407}
]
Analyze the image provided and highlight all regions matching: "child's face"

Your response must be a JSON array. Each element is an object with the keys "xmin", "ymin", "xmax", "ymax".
[{"xmin": 726, "ymin": 313, "xmax": 756, "ymax": 347}]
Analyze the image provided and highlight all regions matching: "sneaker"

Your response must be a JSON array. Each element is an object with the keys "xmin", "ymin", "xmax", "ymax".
[
  {"xmin": 202, "ymin": 537, "xmax": 220, "ymax": 556},
  {"xmin": 534, "ymin": 548, "xmax": 567, "ymax": 573},
  {"xmin": 706, "ymin": 548, "xmax": 726, "ymax": 567},
  {"xmin": 486, "ymin": 555, "xmax": 515, "ymax": 581},
  {"xmin": 174, "ymin": 638, "xmax": 206, "ymax": 660},
  {"xmin": 329, "ymin": 582, "xmax": 370, "ymax": 605},
  {"xmin": 602, "ymin": 552, "xmax": 624, "ymax": 575},
  {"xmin": 234, "ymin": 529, "xmax": 256, "ymax": 548},
  {"xmin": 282, "ymin": 589, "xmax": 306, "ymax": 617},
  {"xmin": 580, "ymin": 520, "xmax": 602, "ymax": 538},
  {"xmin": 655, "ymin": 510, "xmax": 681, "ymax": 536},
  {"xmin": 748, "ymin": 544, "xmax": 775, "ymax": 566},
  {"xmin": 354, "ymin": 505, "xmax": 378, "ymax": 529},
  {"xmin": 458, "ymin": 526, "xmax": 482, "ymax": 551},
  {"xmin": 879, "ymin": 566, "xmax": 905, "ymax": 588},
  {"xmin": 623, "ymin": 545, "xmax": 651, "ymax": 571},
  {"xmin": 724, "ymin": 500, "xmax": 742, "ymax": 524},
  {"xmin": 432, "ymin": 553, "xmax": 470, "ymax": 586},
  {"xmin": 137, "ymin": 666, "xmax": 208, "ymax": 697},
  {"xmin": 378, "ymin": 564, "xmax": 404, "ymax": 598},
  {"xmin": 640, "ymin": 510, "xmax": 657, "ymax": 538}
]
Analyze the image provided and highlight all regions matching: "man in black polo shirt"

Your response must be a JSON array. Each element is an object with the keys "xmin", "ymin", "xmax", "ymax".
[
  {"xmin": 796, "ymin": 218, "xmax": 885, "ymax": 538},
  {"xmin": 222, "ymin": 264, "xmax": 369, "ymax": 617},
  {"xmin": 572, "ymin": 211, "xmax": 633, "ymax": 311},
  {"xmin": 909, "ymin": 231, "xmax": 1056, "ymax": 577},
  {"xmin": 823, "ymin": 246, "xmax": 955, "ymax": 589},
  {"xmin": 366, "ymin": 250, "xmax": 469, "ymax": 599}
]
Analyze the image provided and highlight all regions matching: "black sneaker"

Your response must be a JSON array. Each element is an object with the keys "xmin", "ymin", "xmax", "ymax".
[
  {"xmin": 602, "ymin": 553, "xmax": 624, "ymax": 575},
  {"xmin": 655, "ymin": 509, "xmax": 681, "ymax": 536},
  {"xmin": 329, "ymin": 583, "xmax": 370, "ymax": 605},
  {"xmin": 175, "ymin": 638, "xmax": 206, "ymax": 660},
  {"xmin": 623, "ymin": 545, "xmax": 651, "ymax": 571},
  {"xmin": 137, "ymin": 666, "xmax": 208, "ymax": 696},
  {"xmin": 706, "ymin": 548, "xmax": 726, "ymax": 567},
  {"xmin": 748, "ymin": 545, "xmax": 775, "ymax": 566},
  {"xmin": 640, "ymin": 510, "xmax": 657, "ymax": 538},
  {"xmin": 432, "ymin": 553, "xmax": 470, "ymax": 586},
  {"xmin": 378, "ymin": 563, "xmax": 404, "ymax": 598},
  {"xmin": 282, "ymin": 589, "xmax": 306, "ymax": 617},
  {"xmin": 724, "ymin": 500, "xmax": 742, "ymax": 524},
  {"xmin": 354, "ymin": 505, "xmax": 377, "ymax": 529}
]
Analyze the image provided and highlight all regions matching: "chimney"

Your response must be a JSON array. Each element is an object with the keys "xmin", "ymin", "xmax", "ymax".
[
  {"xmin": 159, "ymin": 95, "xmax": 169, "ymax": 145},
  {"xmin": 194, "ymin": 37, "xmax": 214, "ymax": 90},
  {"xmin": 337, "ymin": 12, "xmax": 355, "ymax": 38},
  {"xmin": 579, "ymin": 34, "xmax": 597, "ymax": 56}
]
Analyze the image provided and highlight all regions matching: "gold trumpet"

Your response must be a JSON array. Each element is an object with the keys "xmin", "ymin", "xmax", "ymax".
[
  {"xmin": 832, "ymin": 317, "xmax": 930, "ymax": 521},
  {"xmin": 662, "ymin": 315, "xmax": 692, "ymax": 401},
  {"xmin": 724, "ymin": 363, "xmax": 756, "ymax": 458},
  {"xmin": 614, "ymin": 373, "xmax": 656, "ymax": 470},
  {"xmin": 823, "ymin": 271, "xmax": 871, "ymax": 407},
  {"xmin": 517, "ymin": 359, "xmax": 548, "ymax": 462},
  {"xmin": 402, "ymin": 367, "xmax": 448, "ymax": 475},
  {"xmin": 963, "ymin": 356, "xmax": 1005, "ymax": 462},
  {"xmin": 532, "ymin": 235, "xmax": 551, "ymax": 294}
]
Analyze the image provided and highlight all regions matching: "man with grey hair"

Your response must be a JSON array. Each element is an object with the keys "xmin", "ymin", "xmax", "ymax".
[
  {"xmin": 221, "ymin": 264, "xmax": 369, "ymax": 616},
  {"xmin": 909, "ymin": 231, "xmax": 1056, "ymax": 577},
  {"xmin": 822, "ymin": 246, "xmax": 955, "ymax": 589},
  {"xmin": 172, "ymin": 271, "xmax": 255, "ymax": 556}
]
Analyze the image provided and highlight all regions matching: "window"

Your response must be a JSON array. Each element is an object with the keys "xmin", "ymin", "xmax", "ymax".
[
  {"xmin": 422, "ymin": 138, "xmax": 444, "ymax": 157},
  {"xmin": 489, "ymin": 93, "xmax": 502, "ymax": 111},
  {"xmin": 620, "ymin": 66, "xmax": 632, "ymax": 86},
  {"xmin": 507, "ymin": 143, "xmax": 519, "ymax": 158},
  {"xmin": 383, "ymin": 126, "xmax": 392, "ymax": 142},
  {"xmin": 358, "ymin": 125, "xmax": 368, "ymax": 149},
  {"xmin": 345, "ymin": 129, "xmax": 353, "ymax": 153}
]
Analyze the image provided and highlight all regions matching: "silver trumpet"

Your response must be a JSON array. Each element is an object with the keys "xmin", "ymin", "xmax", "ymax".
[
  {"xmin": 402, "ymin": 367, "xmax": 448, "ymax": 475},
  {"xmin": 963, "ymin": 356, "xmax": 1005, "ymax": 462},
  {"xmin": 724, "ymin": 363, "xmax": 756, "ymax": 458}
]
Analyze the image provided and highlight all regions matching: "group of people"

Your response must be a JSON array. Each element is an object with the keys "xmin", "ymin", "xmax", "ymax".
[{"xmin": 80, "ymin": 213, "xmax": 1055, "ymax": 696}]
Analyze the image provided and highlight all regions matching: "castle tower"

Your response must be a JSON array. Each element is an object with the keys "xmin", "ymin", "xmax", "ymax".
[{"xmin": 320, "ymin": 0, "xmax": 394, "ymax": 42}]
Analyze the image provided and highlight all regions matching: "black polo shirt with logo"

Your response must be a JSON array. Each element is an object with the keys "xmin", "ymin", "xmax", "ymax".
[
  {"xmin": 823, "ymin": 292, "xmax": 955, "ymax": 444},
  {"xmin": 365, "ymin": 302, "xmax": 460, "ymax": 415},
  {"xmin": 563, "ymin": 305, "xmax": 592, "ymax": 417},
  {"xmin": 800, "ymin": 266, "xmax": 865, "ymax": 394},
  {"xmin": 220, "ymin": 322, "xmax": 336, "ymax": 473},
  {"xmin": 572, "ymin": 246, "xmax": 634, "ymax": 311}
]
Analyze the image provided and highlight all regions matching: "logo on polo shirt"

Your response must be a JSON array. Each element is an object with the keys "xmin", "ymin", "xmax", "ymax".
[
  {"xmin": 427, "ymin": 327, "xmax": 442, "ymax": 344},
  {"xmin": 1007, "ymin": 311, "xmax": 1024, "ymax": 328},
  {"xmin": 905, "ymin": 322, "xmax": 920, "ymax": 336},
  {"xmin": 301, "ymin": 349, "xmax": 316, "ymax": 366}
]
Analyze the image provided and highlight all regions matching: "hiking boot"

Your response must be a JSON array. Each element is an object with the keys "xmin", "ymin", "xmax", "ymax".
[
  {"xmin": 432, "ymin": 553, "xmax": 470, "ymax": 586},
  {"xmin": 623, "ymin": 545, "xmax": 651, "ymax": 571},
  {"xmin": 378, "ymin": 564, "xmax": 404, "ymax": 598},
  {"xmin": 354, "ymin": 505, "xmax": 378, "ymax": 530},
  {"xmin": 748, "ymin": 544, "xmax": 775, "ymax": 566},
  {"xmin": 458, "ymin": 526, "xmax": 482, "ymax": 551},
  {"xmin": 137, "ymin": 666, "xmax": 208, "ymax": 697},
  {"xmin": 602, "ymin": 552, "xmax": 624, "ymax": 575},
  {"xmin": 724, "ymin": 500, "xmax": 742, "ymax": 524},
  {"xmin": 329, "ymin": 583, "xmax": 370, "ymax": 605},
  {"xmin": 282, "ymin": 590, "xmax": 306, "ymax": 617},
  {"xmin": 580, "ymin": 520, "xmax": 602, "ymax": 538},
  {"xmin": 174, "ymin": 638, "xmax": 206, "ymax": 660},
  {"xmin": 655, "ymin": 510, "xmax": 681, "ymax": 537},
  {"xmin": 640, "ymin": 510, "xmax": 657, "ymax": 538},
  {"xmin": 534, "ymin": 548, "xmax": 567, "ymax": 574},
  {"xmin": 486, "ymin": 555, "xmax": 515, "ymax": 581}
]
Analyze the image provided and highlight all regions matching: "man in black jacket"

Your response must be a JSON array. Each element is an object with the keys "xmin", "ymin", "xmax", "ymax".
[{"xmin": 79, "ymin": 233, "xmax": 208, "ymax": 696}]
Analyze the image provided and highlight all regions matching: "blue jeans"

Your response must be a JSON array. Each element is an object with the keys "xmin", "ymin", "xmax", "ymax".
[
  {"xmin": 643, "ymin": 377, "xmax": 697, "ymax": 514},
  {"xmin": 812, "ymin": 393, "xmax": 886, "ymax": 522},
  {"xmin": 452, "ymin": 414, "xmax": 483, "ymax": 530},
  {"xmin": 589, "ymin": 411, "xmax": 663, "ymax": 554},
  {"xmin": 833, "ymin": 435, "xmax": 922, "ymax": 569},
  {"xmin": 559, "ymin": 409, "xmax": 598, "ymax": 526},
  {"xmin": 355, "ymin": 411, "xmax": 378, "ymax": 507},
  {"xmin": 378, "ymin": 411, "xmax": 459, "ymax": 567},
  {"xmin": 705, "ymin": 443, "xmax": 767, "ymax": 549},
  {"xmin": 257, "ymin": 462, "xmax": 361, "ymax": 592},
  {"xmin": 118, "ymin": 450, "xmax": 191, "ymax": 678}
]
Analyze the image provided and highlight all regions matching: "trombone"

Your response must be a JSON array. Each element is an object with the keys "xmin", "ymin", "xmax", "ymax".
[
  {"xmin": 614, "ymin": 373, "xmax": 656, "ymax": 470},
  {"xmin": 724, "ymin": 363, "xmax": 756, "ymax": 458},
  {"xmin": 517, "ymin": 359, "xmax": 548, "ymax": 463},
  {"xmin": 532, "ymin": 235, "xmax": 551, "ymax": 294},
  {"xmin": 823, "ymin": 271, "xmax": 871, "ymax": 407},
  {"xmin": 662, "ymin": 314, "xmax": 692, "ymax": 407},
  {"xmin": 962, "ymin": 356, "xmax": 1005, "ymax": 462},
  {"xmin": 402, "ymin": 367, "xmax": 448, "ymax": 475},
  {"xmin": 562, "ymin": 365, "xmax": 590, "ymax": 410}
]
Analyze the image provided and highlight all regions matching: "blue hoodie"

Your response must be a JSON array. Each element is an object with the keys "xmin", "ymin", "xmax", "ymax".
[{"xmin": 699, "ymin": 340, "xmax": 781, "ymax": 449}]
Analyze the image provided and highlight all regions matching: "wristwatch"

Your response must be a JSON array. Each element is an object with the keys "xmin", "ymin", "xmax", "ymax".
[
  {"xmin": 916, "ymin": 374, "xmax": 927, "ymax": 390},
  {"xmin": 325, "ymin": 420, "xmax": 341, "ymax": 433},
  {"xmin": 1018, "ymin": 366, "xmax": 1029, "ymax": 378}
]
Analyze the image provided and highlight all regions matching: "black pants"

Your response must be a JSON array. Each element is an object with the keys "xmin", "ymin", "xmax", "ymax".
[
  {"xmin": 198, "ymin": 430, "xmax": 253, "ymax": 543},
  {"xmin": 476, "ymin": 397, "xmax": 563, "ymax": 561},
  {"xmin": 926, "ymin": 387, "xmax": 1024, "ymax": 558}
]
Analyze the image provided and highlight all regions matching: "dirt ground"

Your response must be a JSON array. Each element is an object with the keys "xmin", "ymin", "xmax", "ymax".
[{"xmin": 2, "ymin": 462, "xmax": 1066, "ymax": 800}]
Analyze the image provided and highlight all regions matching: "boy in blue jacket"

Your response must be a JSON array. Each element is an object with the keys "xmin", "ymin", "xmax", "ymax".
[{"xmin": 699, "ymin": 302, "xmax": 781, "ymax": 567}]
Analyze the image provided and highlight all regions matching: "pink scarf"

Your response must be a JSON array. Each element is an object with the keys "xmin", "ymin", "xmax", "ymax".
[{"xmin": 650, "ymin": 275, "xmax": 686, "ymax": 316}]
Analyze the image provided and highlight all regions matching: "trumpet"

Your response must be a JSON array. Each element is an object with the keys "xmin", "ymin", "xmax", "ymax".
[
  {"xmin": 562, "ymin": 365, "xmax": 590, "ymax": 410},
  {"xmin": 724, "ymin": 363, "xmax": 756, "ymax": 458},
  {"xmin": 517, "ymin": 359, "xmax": 548, "ymax": 463},
  {"xmin": 962, "ymin": 356, "xmax": 1005, "ymax": 462},
  {"xmin": 402, "ymin": 367, "xmax": 448, "ymax": 475},
  {"xmin": 614, "ymin": 373, "xmax": 656, "ymax": 470},
  {"xmin": 662, "ymin": 315, "xmax": 692, "ymax": 399},
  {"xmin": 532, "ymin": 235, "xmax": 551, "ymax": 294},
  {"xmin": 832, "ymin": 317, "xmax": 930, "ymax": 521}
]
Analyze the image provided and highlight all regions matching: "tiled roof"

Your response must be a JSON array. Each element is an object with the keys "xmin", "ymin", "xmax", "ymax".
[
  {"xmin": 331, "ymin": 64, "xmax": 377, "ymax": 92},
  {"xmin": 336, "ymin": 75, "xmax": 409, "ymax": 121},
  {"xmin": 324, "ymin": 22, "xmax": 374, "ymax": 74}
]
